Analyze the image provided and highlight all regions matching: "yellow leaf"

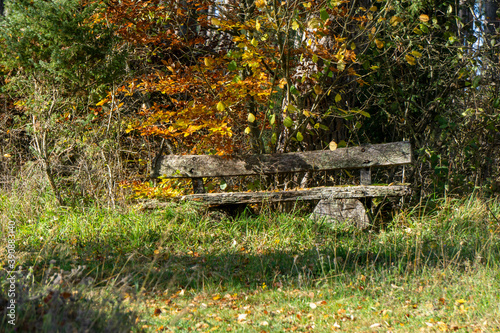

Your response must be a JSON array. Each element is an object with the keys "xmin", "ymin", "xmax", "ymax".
[
  {"xmin": 216, "ymin": 101, "xmax": 226, "ymax": 111},
  {"xmin": 96, "ymin": 98, "xmax": 108, "ymax": 106},
  {"xmin": 291, "ymin": 21, "xmax": 300, "ymax": 31},
  {"xmin": 255, "ymin": 0, "xmax": 266, "ymax": 8},
  {"xmin": 375, "ymin": 39, "xmax": 384, "ymax": 49},
  {"xmin": 303, "ymin": 2, "xmax": 312, "ymax": 9},
  {"xmin": 256, "ymin": 20, "xmax": 261, "ymax": 32},
  {"xmin": 278, "ymin": 78, "xmax": 287, "ymax": 89},
  {"xmin": 337, "ymin": 60, "xmax": 345, "ymax": 71},
  {"xmin": 350, "ymin": 42, "xmax": 356, "ymax": 50},
  {"xmin": 369, "ymin": 6, "xmax": 377, "ymax": 11},
  {"xmin": 307, "ymin": 18, "xmax": 323, "ymax": 29},
  {"xmin": 405, "ymin": 54, "xmax": 416, "ymax": 65},
  {"xmin": 411, "ymin": 50, "xmax": 423, "ymax": 58},
  {"xmin": 244, "ymin": 127, "xmax": 251, "ymax": 134},
  {"xmin": 248, "ymin": 113, "xmax": 256, "ymax": 123},
  {"xmin": 419, "ymin": 14, "xmax": 430, "ymax": 22},
  {"xmin": 204, "ymin": 57, "xmax": 214, "ymax": 67},
  {"xmin": 251, "ymin": 38, "xmax": 258, "ymax": 47},
  {"xmin": 335, "ymin": 94, "xmax": 342, "ymax": 103},
  {"xmin": 329, "ymin": 141, "xmax": 337, "ymax": 151},
  {"xmin": 313, "ymin": 85, "xmax": 323, "ymax": 95},
  {"xmin": 3, "ymin": 154, "xmax": 12, "ymax": 158},
  {"xmin": 390, "ymin": 16, "xmax": 403, "ymax": 26}
]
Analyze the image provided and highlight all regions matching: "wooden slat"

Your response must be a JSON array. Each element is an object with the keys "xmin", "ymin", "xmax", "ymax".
[
  {"xmin": 151, "ymin": 142, "xmax": 412, "ymax": 178},
  {"xmin": 174, "ymin": 185, "xmax": 410, "ymax": 205}
]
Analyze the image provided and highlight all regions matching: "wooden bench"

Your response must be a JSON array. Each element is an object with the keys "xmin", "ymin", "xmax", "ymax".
[{"xmin": 148, "ymin": 142, "xmax": 412, "ymax": 227}]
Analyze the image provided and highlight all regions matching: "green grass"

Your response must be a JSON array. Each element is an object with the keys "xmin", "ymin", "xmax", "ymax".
[{"xmin": 1, "ymin": 191, "xmax": 500, "ymax": 332}]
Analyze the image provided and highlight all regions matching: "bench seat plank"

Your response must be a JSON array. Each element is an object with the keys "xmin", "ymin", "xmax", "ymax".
[
  {"xmin": 175, "ymin": 185, "xmax": 410, "ymax": 205},
  {"xmin": 151, "ymin": 142, "xmax": 412, "ymax": 178}
]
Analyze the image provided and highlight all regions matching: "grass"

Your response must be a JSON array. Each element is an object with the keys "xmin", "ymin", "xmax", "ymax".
[{"xmin": 1, "ymin": 187, "xmax": 500, "ymax": 332}]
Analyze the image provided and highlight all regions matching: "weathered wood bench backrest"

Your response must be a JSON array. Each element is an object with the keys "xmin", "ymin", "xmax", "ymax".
[{"xmin": 151, "ymin": 142, "xmax": 412, "ymax": 205}]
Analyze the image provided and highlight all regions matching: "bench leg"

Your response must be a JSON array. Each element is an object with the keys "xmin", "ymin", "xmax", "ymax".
[{"xmin": 311, "ymin": 199, "xmax": 371, "ymax": 229}]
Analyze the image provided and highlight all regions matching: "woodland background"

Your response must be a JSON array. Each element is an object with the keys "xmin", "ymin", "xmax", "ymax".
[{"xmin": 0, "ymin": 0, "xmax": 499, "ymax": 206}]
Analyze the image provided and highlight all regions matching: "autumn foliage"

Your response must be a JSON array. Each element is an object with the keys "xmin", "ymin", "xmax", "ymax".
[
  {"xmin": 97, "ymin": 0, "xmax": 367, "ymax": 156},
  {"xmin": 1, "ymin": 0, "xmax": 499, "ymax": 203}
]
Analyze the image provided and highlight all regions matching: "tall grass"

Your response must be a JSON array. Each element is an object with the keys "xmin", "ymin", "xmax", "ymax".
[{"xmin": 1, "ymin": 188, "xmax": 499, "ymax": 331}]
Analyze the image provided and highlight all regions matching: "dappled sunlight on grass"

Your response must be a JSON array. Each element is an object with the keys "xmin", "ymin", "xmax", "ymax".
[{"xmin": 1, "ymin": 194, "xmax": 500, "ymax": 331}]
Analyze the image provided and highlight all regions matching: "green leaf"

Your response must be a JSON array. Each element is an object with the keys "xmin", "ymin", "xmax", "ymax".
[
  {"xmin": 228, "ymin": 60, "xmax": 237, "ymax": 71},
  {"xmin": 493, "ymin": 98, "xmax": 500, "ymax": 108},
  {"xmin": 359, "ymin": 110, "xmax": 370, "ymax": 118},
  {"xmin": 320, "ymin": 8, "xmax": 329, "ymax": 21},
  {"xmin": 271, "ymin": 132, "xmax": 277, "ymax": 144},
  {"xmin": 472, "ymin": 76, "xmax": 481, "ymax": 88},
  {"xmin": 297, "ymin": 132, "xmax": 304, "ymax": 142},
  {"xmin": 269, "ymin": 114, "xmax": 276, "ymax": 125},
  {"xmin": 284, "ymin": 116, "xmax": 293, "ymax": 128}
]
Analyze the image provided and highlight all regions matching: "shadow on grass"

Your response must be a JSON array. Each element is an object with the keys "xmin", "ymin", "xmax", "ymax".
[
  {"xmin": 0, "ymin": 268, "xmax": 140, "ymax": 333},
  {"xmin": 16, "ymin": 224, "xmax": 500, "ymax": 295}
]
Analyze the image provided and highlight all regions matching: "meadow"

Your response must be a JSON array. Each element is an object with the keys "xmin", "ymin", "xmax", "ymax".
[{"xmin": 1, "ymin": 187, "xmax": 500, "ymax": 332}]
